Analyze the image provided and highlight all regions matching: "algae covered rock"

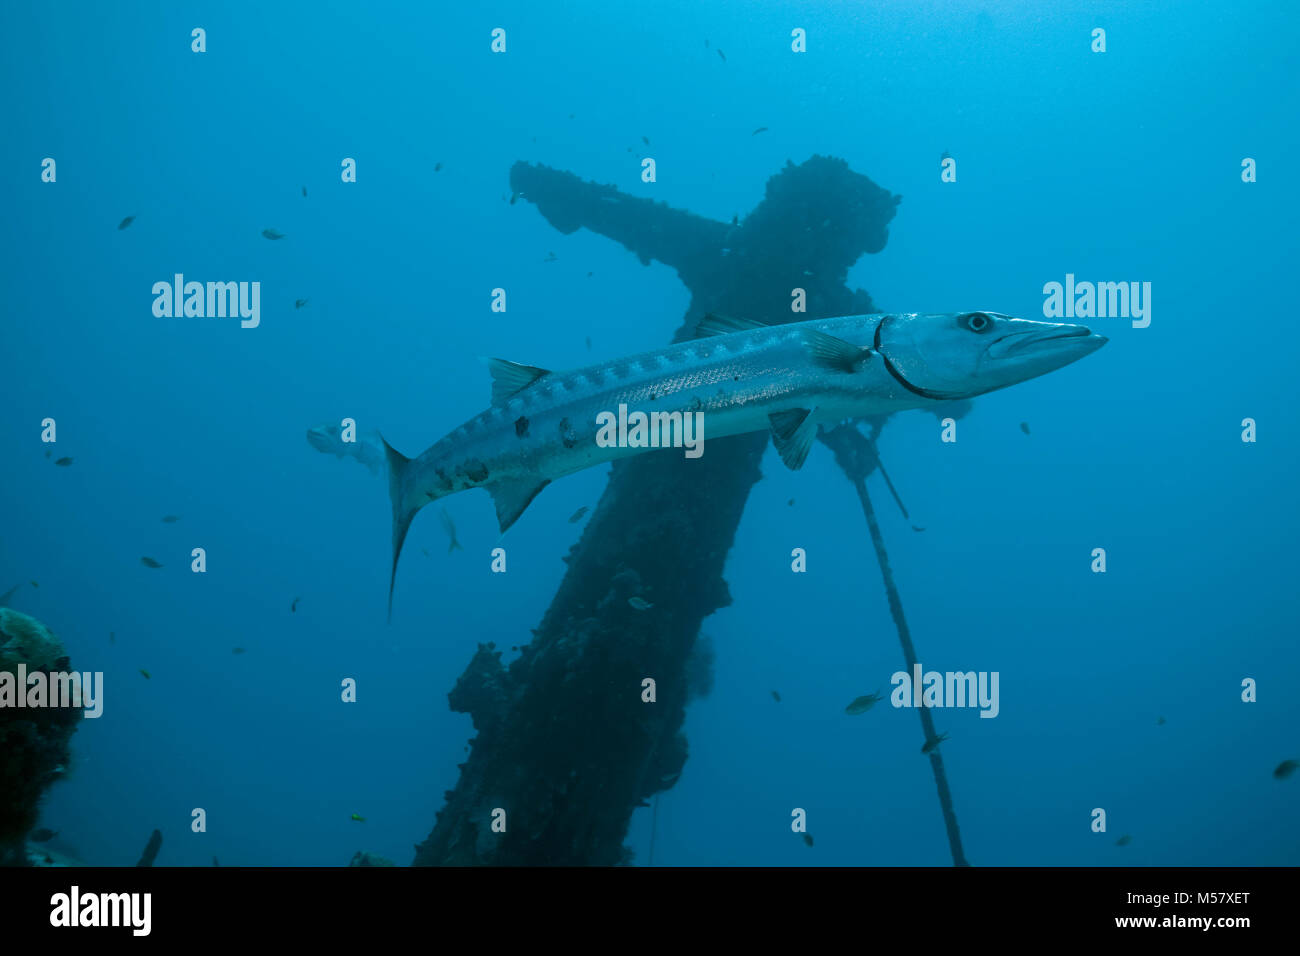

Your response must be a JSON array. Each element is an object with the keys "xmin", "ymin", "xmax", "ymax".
[{"xmin": 0, "ymin": 609, "xmax": 82, "ymax": 865}]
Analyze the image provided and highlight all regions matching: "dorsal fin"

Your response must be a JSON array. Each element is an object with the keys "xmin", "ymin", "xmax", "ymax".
[
  {"xmin": 802, "ymin": 329, "xmax": 872, "ymax": 372},
  {"xmin": 768, "ymin": 408, "xmax": 819, "ymax": 470},
  {"xmin": 695, "ymin": 312, "xmax": 770, "ymax": 338},
  {"xmin": 488, "ymin": 358, "xmax": 552, "ymax": 405}
]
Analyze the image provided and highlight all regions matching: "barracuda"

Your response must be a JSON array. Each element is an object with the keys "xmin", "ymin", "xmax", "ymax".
[{"xmin": 312, "ymin": 311, "xmax": 1106, "ymax": 615}]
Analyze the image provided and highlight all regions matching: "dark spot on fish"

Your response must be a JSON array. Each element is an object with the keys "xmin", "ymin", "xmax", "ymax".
[
  {"xmin": 559, "ymin": 418, "xmax": 578, "ymax": 449},
  {"xmin": 463, "ymin": 459, "xmax": 490, "ymax": 483},
  {"xmin": 515, "ymin": 416, "xmax": 530, "ymax": 438}
]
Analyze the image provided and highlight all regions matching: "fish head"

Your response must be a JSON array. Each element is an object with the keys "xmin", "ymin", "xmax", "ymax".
[{"xmin": 875, "ymin": 312, "xmax": 1107, "ymax": 400}]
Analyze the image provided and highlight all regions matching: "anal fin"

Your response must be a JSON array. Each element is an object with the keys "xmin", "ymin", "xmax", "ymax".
[
  {"xmin": 488, "ymin": 477, "xmax": 551, "ymax": 533},
  {"xmin": 768, "ymin": 408, "xmax": 819, "ymax": 470}
]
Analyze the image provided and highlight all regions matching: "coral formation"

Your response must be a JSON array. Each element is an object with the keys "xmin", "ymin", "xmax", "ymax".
[{"xmin": 0, "ymin": 609, "xmax": 82, "ymax": 866}]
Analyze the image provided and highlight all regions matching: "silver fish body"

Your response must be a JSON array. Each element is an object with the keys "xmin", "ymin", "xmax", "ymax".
[{"xmin": 316, "ymin": 310, "xmax": 1106, "ymax": 615}]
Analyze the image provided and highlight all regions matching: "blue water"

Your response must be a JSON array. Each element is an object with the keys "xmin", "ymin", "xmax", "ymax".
[{"xmin": 3, "ymin": 0, "xmax": 1296, "ymax": 866}]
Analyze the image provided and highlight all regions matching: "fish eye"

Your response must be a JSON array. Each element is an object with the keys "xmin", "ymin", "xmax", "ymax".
[{"xmin": 961, "ymin": 312, "xmax": 992, "ymax": 333}]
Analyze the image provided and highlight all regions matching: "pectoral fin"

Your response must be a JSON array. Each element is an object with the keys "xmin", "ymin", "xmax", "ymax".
[
  {"xmin": 802, "ymin": 330, "xmax": 872, "ymax": 372},
  {"xmin": 768, "ymin": 408, "xmax": 819, "ymax": 470},
  {"xmin": 488, "ymin": 478, "xmax": 551, "ymax": 533}
]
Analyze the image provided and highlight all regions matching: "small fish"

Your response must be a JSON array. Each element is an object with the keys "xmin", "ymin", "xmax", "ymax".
[
  {"xmin": 350, "ymin": 813, "xmax": 366, "ymax": 823},
  {"xmin": 1156, "ymin": 716, "xmax": 1166, "ymax": 725},
  {"xmin": 301, "ymin": 186, "xmax": 307, "ymax": 197},
  {"xmin": 628, "ymin": 596, "xmax": 653, "ymax": 611},
  {"xmin": 543, "ymin": 251, "xmax": 557, "ymax": 262},
  {"xmin": 117, "ymin": 216, "xmax": 135, "ymax": 230},
  {"xmin": 845, "ymin": 692, "xmax": 884, "ymax": 715},
  {"xmin": 509, "ymin": 192, "xmax": 518, "ymax": 205},
  {"xmin": 641, "ymin": 136, "xmax": 649, "ymax": 146},
  {"xmin": 586, "ymin": 271, "xmax": 593, "ymax": 278},
  {"xmin": 161, "ymin": 515, "xmax": 181, "ymax": 523},
  {"xmin": 751, "ymin": 127, "xmax": 768, "ymax": 136},
  {"xmin": 29, "ymin": 828, "xmax": 57, "ymax": 843},
  {"xmin": 802, "ymin": 833, "xmax": 813, "ymax": 847},
  {"xmin": 109, "ymin": 631, "xmax": 116, "ymax": 644},
  {"xmin": 439, "ymin": 508, "xmax": 464, "ymax": 552},
  {"xmin": 940, "ymin": 150, "xmax": 951, "ymax": 161},
  {"xmin": 140, "ymin": 557, "xmax": 163, "ymax": 568},
  {"xmin": 434, "ymin": 162, "xmax": 443, "ymax": 172},
  {"xmin": 231, "ymin": 647, "xmax": 246, "ymax": 655},
  {"xmin": 261, "ymin": 228, "xmax": 285, "ymax": 240},
  {"xmin": 54, "ymin": 457, "xmax": 73, "ymax": 466},
  {"xmin": 568, "ymin": 506, "xmax": 589, "ymax": 524},
  {"xmin": 1019, "ymin": 421, "xmax": 1031, "ymax": 435},
  {"xmin": 787, "ymin": 498, "xmax": 795, "ymax": 506},
  {"xmin": 770, "ymin": 690, "xmax": 781, "ymax": 703},
  {"xmin": 1274, "ymin": 759, "xmax": 1299, "ymax": 780},
  {"xmin": 29, "ymin": 580, "xmax": 38, "ymax": 588},
  {"xmin": 291, "ymin": 596, "xmax": 300, "ymax": 613},
  {"xmin": 139, "ymin": 669, "xmax": 151, "ymax": 680},
  {"xmin": 704, "ymin": 38, "xmax": 709, "ymax": 48},
  {"xmin": 585, "ymin": 336, "xmax": 592, "ymax": 349},
  {"xmin": 213, "ymin": 856, "xmax": 220, "ymax": 866},
  {"xmin": 921, "ymin": 733, "xmax": 949, "ymax": 754},
  {"xmin": 44, "ymin": 449, "xmax": 51, "ymax": 458},
  {"xmin": 731, "ymin": 214, "xmax": 739, "ymax": 226},
  {"xmin": 294, "ymin": 298, "xmax": 309, "ymax": 309},
  {"xmin": 1115, "ymin": 834, "xmax": 1132, "ymax": 847},
  {"xmin": 717, "ymin": 48, "xmax": 726, "ymax": 62},
  {"xmin": 911, "ymin": 525, "xmax": 926, "ymax": 533},
  {"xmin": 0, "ymin": 581, "xmax": 24, "ymax": 605}
]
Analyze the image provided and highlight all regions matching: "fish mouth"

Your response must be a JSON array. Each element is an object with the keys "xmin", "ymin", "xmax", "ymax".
[{"xmin": 987, "ymin": 324, "xmax": 1107, "ymax": 360}]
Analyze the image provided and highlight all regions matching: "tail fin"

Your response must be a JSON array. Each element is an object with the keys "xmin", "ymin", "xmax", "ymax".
[{"xmin": 380, "ymin": 436, "xmax": 421, "ymax": 622}]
